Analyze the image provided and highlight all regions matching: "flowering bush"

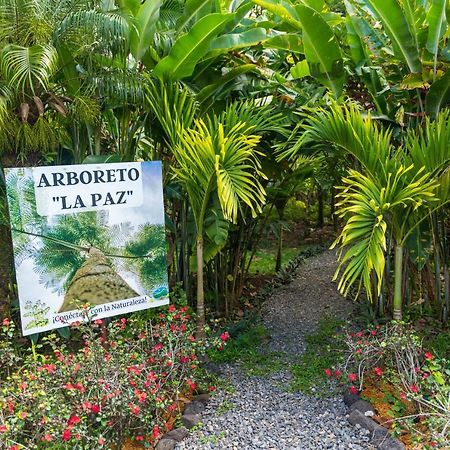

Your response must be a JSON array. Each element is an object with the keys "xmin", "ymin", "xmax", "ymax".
[
  {"xmin": 325, "ymin": 321, "xmax": 450, "ymax": 448},
  {"xmin": 0, "ymin": 306, "xmax": 214, "ymax": 449}
]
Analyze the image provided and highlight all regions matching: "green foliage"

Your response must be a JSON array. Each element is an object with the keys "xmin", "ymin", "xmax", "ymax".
[
  {"xmin": 209, "ymin": 318, "xmax": 284, "ymax": 377},
  {"xmin": 290, "ymin": 316, "xmax": 345, "ymax": 396},
  {"xmin": 249, "ymin": 247, "xmax": 301, "ymax": 275}
]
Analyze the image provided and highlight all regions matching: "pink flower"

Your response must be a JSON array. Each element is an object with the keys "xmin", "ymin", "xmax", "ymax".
[
  {"xmin": 356, "ymin": 331, "xmax": 363, "ymax": 338},
  {"xmin": 348, "ymin": 373, "xmax": 357, "ymax": 382},
  {"xmin": 422, "ymin": 372, "xmax": 429, "ymax": 379},
  {"xmin": 2, "ymin": 318, "xmax": 10, "ymax": 326},
  {"xmin": 349, "ymin": 386, "xmax": 358, "ymax": 395},
  {"xmin": 370, "ymin": 330, "xmax": 377, "ymax": 336},
  {"xmin": 374, "ymin": 367, "xmax": 383, "ymax": 376},
  {"xmin": 334, "ymin": 369, "xmax": 342, "ymax": 378},
  {"xmin": 42, "ymin": 434, "xmax": 53, "ymax": 442},
  {"xmin": 98, "ymin": 437, "xmax": 105, "ymax": 445},
  {"xmin": 424, "ymin": 352, "xmax": 433, "ymax": 360},
  {"xmin": 0, "ymin": 425, "xmax": 8, "ymax": 433},
  {"xmin": 324, "ymin": 368, "xmax": 332, "ymax": 377},
  {"xmin": 409, "ymin": 384, "xmax": 419, "ymax": 393}
]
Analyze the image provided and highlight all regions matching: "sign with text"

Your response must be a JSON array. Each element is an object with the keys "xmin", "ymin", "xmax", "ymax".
[{"xmin": 5, "ymin": 162, "xmax": 169, "ymax": 336}]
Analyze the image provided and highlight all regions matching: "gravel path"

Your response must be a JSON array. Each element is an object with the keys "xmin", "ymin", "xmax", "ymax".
[{"xmin": 177, "ymin": 251, "xmax": 373, "ymax": 450}]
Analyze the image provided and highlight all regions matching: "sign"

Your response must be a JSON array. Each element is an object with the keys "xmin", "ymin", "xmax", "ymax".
[{"xmin": 5, "ymin": 162, "xmax": 169, "ymax": 336}]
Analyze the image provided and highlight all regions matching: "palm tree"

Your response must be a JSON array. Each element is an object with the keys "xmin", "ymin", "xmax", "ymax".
[
  {"xmin": 0, "ymin": 0, "xmax": 135, "ymax": 162},
  {"xmin": 280, "ymin": 104, "xmax": 448, "ymax": 320},
  {"xmin": 173, "ymin": 119, "xmax": 266, "ymax": 335}
]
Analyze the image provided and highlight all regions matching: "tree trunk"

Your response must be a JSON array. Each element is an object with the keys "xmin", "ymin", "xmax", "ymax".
[
  {"xmin": 196, "ymin": 234, "xmax": 206, "ymax": 338},
  {"xmin": 275, "ymin": 221, "xmax": 283, "ymax": 273},
  {"xmin": 393, "ymin": 244, "xmax": 404, "ymax": 320},
  {"xmin": 317, "ymin": 185, "xmax": 324, "ymax": 228}
]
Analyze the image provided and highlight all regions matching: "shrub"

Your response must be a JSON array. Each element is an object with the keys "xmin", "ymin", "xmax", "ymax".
[{"xmin": 0, "ymin": 306, "xmax": 210, "ymax": 449}]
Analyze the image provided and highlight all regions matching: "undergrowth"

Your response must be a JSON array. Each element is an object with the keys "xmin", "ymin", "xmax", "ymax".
[{"xmin": 290, "ymin": 316, "xmax": 345, "ymax": 397}]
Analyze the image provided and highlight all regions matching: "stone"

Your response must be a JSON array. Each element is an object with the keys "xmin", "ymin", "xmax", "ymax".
[
  {"xmin": 192, "ymin": 393, "xmax": 210, "ymax": 404},
  {"xmin": 343, "ymin": 391, "xmax": 360, "ymax": 407},
  {"xmin": 349, "ymin": 400, "xmax": 375, "ymax": 416},
  {"xmin": 155, "ymin": 439, "xmax": 177, "ymax": 450},
  {"xmin": 181, "ymin": 414, "xmax": 201, "ymax": 429},
  {"xmin": 347, "ymin": 409, "xmax": 378, "ymax": 432},
  {"xmin": 163, "ymin": 427, "xmax": 189, "ymax": 442},
  {"xmin": 372, "ymin": 427, "xmax": 405, "ymax": 450},
  {"xmin": 184, "ymin": 400, "xmax": 205, "ymax": 415}
]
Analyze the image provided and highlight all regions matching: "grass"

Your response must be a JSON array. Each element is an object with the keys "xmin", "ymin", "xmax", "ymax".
[
  {"xmin": 290, "ymin": 316, "xmax": 345, "ymax": 397},
  {"xmin": 209, "ymin": 316, "xmax": 285, "ymax": 377},
  {"xmin": 249, "ymin": 247, "xmax": 302, "ymax": 275}
]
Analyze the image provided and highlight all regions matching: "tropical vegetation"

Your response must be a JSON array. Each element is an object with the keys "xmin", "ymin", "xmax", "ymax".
[{"xmin": 0, "ymin": 0, "xmax": 449, "ymax": 447}]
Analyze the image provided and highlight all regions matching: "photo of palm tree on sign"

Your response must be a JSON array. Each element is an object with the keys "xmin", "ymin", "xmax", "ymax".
[{"xmin": 5, "ymin": 163, "xmax": 168, "ymax": 334}]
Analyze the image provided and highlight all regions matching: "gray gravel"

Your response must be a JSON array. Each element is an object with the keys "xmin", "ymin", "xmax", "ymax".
[{"xmin": 176, "ymin": 251, "xmax": 373, "ymax": 450}]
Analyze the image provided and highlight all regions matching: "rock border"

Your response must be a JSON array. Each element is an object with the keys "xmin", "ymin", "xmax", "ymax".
[
  {"xmin": 155, "ymin": 394, "xmax": 210, "ymax": 450},
  {"xmin": 344, "ymin": 392, "xmax": 405, "ymax": 450}
]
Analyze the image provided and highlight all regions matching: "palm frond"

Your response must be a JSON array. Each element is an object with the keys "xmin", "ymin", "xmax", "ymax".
[
  {"xmin": 277, "ymin": 103, "xmax": 395, "ymax": 179},
  {"xmin": 0, "ymin": 44, "xmax": 58, "ymax": 96}
]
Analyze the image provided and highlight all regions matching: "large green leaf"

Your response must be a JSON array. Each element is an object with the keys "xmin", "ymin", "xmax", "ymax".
[
  {"xmin": 265, "ymin": 34, "xmax": 303, "ymax": 53},
  {"xmin": 364, "ymin": 0, "xmax": 421, "ymax": 73},
  {"xmin": 253, "ymin": 0, "xmax": 344, "ymax": 97},
  {"xmin": 129, "ymin": 0, "xmax": 162, "ymax": 61},
  {"xmin": 197, "ymin": 64, "xmax": 257, "ymax": 103},
  {"xmin": 426, "ymin": 70, "xmax": 450, "ymax": 116},
  {"xmin": 295, "ymin": 4, "xmax": 345, "ymax": 98},
  {"xmin": 209, "ymin": 28, "xmax": 268, "ymax": 52},
  {"xmin": 426, "ymin": 0, "xmax": 447, "ymax": 56},
  {"xmin": 177, "ymin": 0, "xmax": 215, "ymax": 30},
  {"xmin": 153, "ymin": 13, "xmax": 233, "ymax": 80}
]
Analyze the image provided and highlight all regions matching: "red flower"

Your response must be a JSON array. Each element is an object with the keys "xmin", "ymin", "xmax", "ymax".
[
  {"xmin": 42, "ymin": 364, "xmax": 56, "ymax": 374},
  {"xmin": 424, "ymin": 352, "xmax": 433, "ymax": 360},
  {"xmin": 135, "ymin": 435, "xmax": 144, "ymax": 441},
  {"xmin": 356, "ymin": 331, "xmax": 363, "ymax": 337},
  {"xmin": 168, "ymin": 305, "xmax": 176, "ymax": 313},
  {"xmin": 0, "ymin": 425, "xmax": 8, "ymax": 433},
  {"xmin": 220, "ymin": 332, "xmax": 230, "ymax": 342},
  {"xmin": 422, "ymin": 372, "xmax": 429, "ymax": 379},
  {"xmin": 68, "ymin": 415, "xmax": 81, "ymax": 426},
  {"xmin": 374, "ymin": 367, "xmax": 383, "ymax": 376},
  {"xmin": 370, "ymin": 330, "xmax": 377, "ymax": 336},
  {"xmin": 349, "ymin": 386, "xmax": 358, "ymax": 395},
  {"xmin": 62, "ymin": 429, "xmax": 71, "ymax": 441},
  {"xmin": 208, "ymin": 386, "xmax": 216, "ymax": 392},
  {"xmin": 400, "ymin": 391, "xmax": 407, "ymax": 400},
  {"xmin": 9, "ymin": 446, "xmax": 19, "ymax": 450},
  {"xmin": 409, "ymin": 384, "xmax": 419, "ymax": 393},
  {"xmin": 129, "ymin": 403, "xmax": 140, "ymax": 415},
  {"xmin": 152, "ymin": 425, "xmax": 161, "ymax": 439},
  {"xmin": 348, "ymin": 373, "xmax": 357, "ymax": 382},
  {"xmin": 324, "ymin": 368, "xmax": 332, "ymax": 377},
  {"xmin": 91, "ymin": 405, "xmax": 100, "ymax": 414},
  {"xmin": 334, "ymin": 370, "xmax": 342, "ymax": 378},
  {"xmin": 186, "ymin": 379, "xmax": 197, "ymax": 390}
]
